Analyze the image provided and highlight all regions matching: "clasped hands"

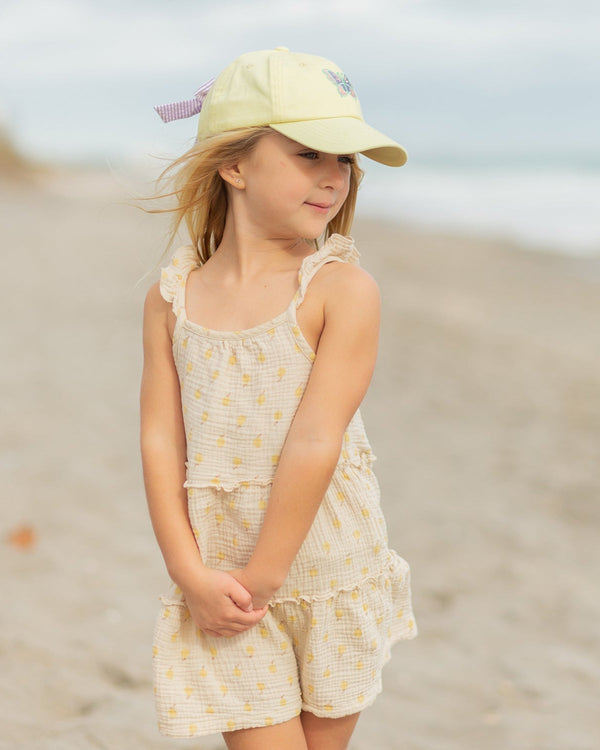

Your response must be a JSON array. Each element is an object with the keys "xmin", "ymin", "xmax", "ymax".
[{"xmin": 181, "ymin": 565, "xmax": 280, "ymax": 638}]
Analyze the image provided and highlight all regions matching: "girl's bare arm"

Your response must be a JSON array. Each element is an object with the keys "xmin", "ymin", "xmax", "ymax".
[
  {"xmin": 232, "ymin": 263, "xmax": 381, "ymax": 606},
  {"xmin": 140, "ymin": 282, "xmax": 267, "ymax": 635}
]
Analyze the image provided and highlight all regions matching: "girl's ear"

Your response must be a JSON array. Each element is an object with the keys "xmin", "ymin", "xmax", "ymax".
[{"xmin": 219, "ymin": 164, "xmax": 245, "ymax": 189}]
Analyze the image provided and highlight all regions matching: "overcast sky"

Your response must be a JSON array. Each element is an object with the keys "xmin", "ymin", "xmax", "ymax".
[{"xmin": 1, "ymin": 0, "xmax": 598, "ymax": 163}]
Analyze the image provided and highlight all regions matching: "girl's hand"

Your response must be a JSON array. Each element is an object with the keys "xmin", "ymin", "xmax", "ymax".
[
  {"xmin": 182, "ymin": 568, "xmax": 268, "ymax": 638},
  {"xmin": 228, "ymin": 567, "xmax": 279, "ymax": 610}
]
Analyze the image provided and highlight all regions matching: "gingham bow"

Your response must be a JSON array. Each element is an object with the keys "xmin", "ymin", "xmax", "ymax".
[{"xmin": 154, "ymin": 78, "xmax": 216, "ymax": 123}]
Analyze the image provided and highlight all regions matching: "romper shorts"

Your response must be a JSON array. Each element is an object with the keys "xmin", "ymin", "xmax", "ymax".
[{"xmin": 152, "ymin": 558, "xmax": 415, "ymax": 738}]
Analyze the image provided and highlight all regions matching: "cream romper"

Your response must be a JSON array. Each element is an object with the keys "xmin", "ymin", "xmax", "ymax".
[{"xmin": 152, "ymin": 233, "xmax": 417, "ymax": 738}]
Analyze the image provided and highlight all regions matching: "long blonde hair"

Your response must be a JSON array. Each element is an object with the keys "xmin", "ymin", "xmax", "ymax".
[{"xmin": 147, "ymin": 126, "xmax": 364, "ymax": 265}]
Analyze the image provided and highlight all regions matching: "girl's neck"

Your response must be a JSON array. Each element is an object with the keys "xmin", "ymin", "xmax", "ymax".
[{"xmin": 213, "ymin": 222, "xmax": 313, "ymax": 281}]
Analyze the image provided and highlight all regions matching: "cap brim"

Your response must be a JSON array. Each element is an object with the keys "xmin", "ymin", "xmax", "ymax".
[{"xmin": 270, "ymin": 117, "xmax": 407, "ymax": 167}]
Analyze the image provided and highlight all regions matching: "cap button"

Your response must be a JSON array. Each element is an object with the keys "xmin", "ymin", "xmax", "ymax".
[{"xmin": 274, "ymin": 46, "xmax": 289, "ymax": 52}]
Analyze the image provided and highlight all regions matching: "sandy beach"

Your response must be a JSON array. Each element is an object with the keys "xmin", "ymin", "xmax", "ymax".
[{"xmin": 1, "ymin": 166, "xmax": 599, "ymax": 750}]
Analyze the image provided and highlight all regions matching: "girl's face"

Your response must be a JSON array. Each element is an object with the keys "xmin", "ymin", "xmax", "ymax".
[{"xmin": 235, "ymin": 131, "xmax": 353, "ymax": 241}]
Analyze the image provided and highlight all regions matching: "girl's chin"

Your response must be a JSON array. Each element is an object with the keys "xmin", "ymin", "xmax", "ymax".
[
  {"xmin": 299, "ymin": 220, "xmax": 331, "ymax": 241},
  {"xmin": 269, "ymin": 218, "xmax": 330, "ymax": 242},
  {"xmin": 302, "ymin": 230, "xmax": 325, "ymax": 241}
]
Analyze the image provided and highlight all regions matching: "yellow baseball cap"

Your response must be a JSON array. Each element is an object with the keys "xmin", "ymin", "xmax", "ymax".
[{"xmin": 195, "ymin": 47, "xmax": 407, "ymax": 167}]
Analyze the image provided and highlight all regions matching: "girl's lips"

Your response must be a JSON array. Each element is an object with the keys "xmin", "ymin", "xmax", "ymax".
[{"xmin": 305, "ymin": 202, "xmax": 332, "ymax": 214}]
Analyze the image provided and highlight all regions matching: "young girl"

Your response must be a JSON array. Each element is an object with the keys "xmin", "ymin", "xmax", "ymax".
[{"xmin": 141, "ymin": 47, "xmax": 417, "ymax": 750}]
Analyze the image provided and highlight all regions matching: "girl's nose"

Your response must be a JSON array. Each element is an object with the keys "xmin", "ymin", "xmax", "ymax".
[{"xmin": 319, "ymin": 155, "xmax": 349, "ymax": 190}]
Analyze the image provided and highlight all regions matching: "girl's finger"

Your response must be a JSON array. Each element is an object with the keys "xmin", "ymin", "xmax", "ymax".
[
  {"xmin": 225, "ymin": 601, "xmax": 265, "ymax": 622},
  {"xmin": 227, "ymin": 581, "xmax": 253, "ymax": 612}
]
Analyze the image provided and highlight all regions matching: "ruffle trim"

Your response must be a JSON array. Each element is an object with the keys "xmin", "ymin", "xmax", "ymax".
[
  {"xmin": 183, "ymin": 474, "xmax": 274, "ymax": 492},
  {"xmin": 183, "ymin": 449, "xmax": 376, "ymax": 492},
  {"xmin": 295, "ymin": 234, "xmax": 361, "ymax": 309},
  {"xmin": 159, "ymin": 245, "xmax": 200, "ymax": 311},
  {"xmin": 341, "ymin": 446, "xmax": 377, "ymax": 468},
  {"xmin": 271, "ymin": 554, "xmax": 409, "ymax": 605}
]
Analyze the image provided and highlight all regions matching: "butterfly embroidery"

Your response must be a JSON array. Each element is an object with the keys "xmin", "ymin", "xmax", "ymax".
[{"xmin": 322, "ymin": 69, "xmax": 357, "ymax": 98}]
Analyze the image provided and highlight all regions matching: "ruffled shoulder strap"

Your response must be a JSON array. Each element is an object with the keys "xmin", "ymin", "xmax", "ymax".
[
  {"xmin": 159, "ymin": 245, "xmax": 200, "ymax": 316},
  {"xmin": 295, "ymin": 233, "xmax": 361, "ymax": 308}
]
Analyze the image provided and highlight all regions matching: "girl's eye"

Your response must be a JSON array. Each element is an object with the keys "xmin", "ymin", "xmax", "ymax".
[{"xmin": 299, "ymin": 152, "xmax": 355, "ymax": 165}]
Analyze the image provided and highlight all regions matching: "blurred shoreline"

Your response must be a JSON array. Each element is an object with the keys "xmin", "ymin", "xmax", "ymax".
[
  {"xmin": 1, "ymin": 163, "xmax": 599, "ymax": 750},
  {"xmin": 4, "ymin": 115, "xmax": 600, "ymax": 260}
]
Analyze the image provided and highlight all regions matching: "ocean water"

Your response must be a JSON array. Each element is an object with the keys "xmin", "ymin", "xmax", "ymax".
[
  {"xmin": 357, "ymin": 161, "xmax": 600, "ymax": 256},
  {"xmin": 1, "ymin": 0, "xmax": 599, "ymax": 256}
]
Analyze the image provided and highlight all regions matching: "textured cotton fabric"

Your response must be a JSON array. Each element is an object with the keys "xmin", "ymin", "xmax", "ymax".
[{"xmin": 152, "ymin": 233, "xmax": 417, "ymax": 737}]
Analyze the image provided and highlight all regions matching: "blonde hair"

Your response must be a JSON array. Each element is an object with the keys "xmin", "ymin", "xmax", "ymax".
[{"xmin": 147, "ymin": 126, "xmax": 364, "ymax": 265}]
